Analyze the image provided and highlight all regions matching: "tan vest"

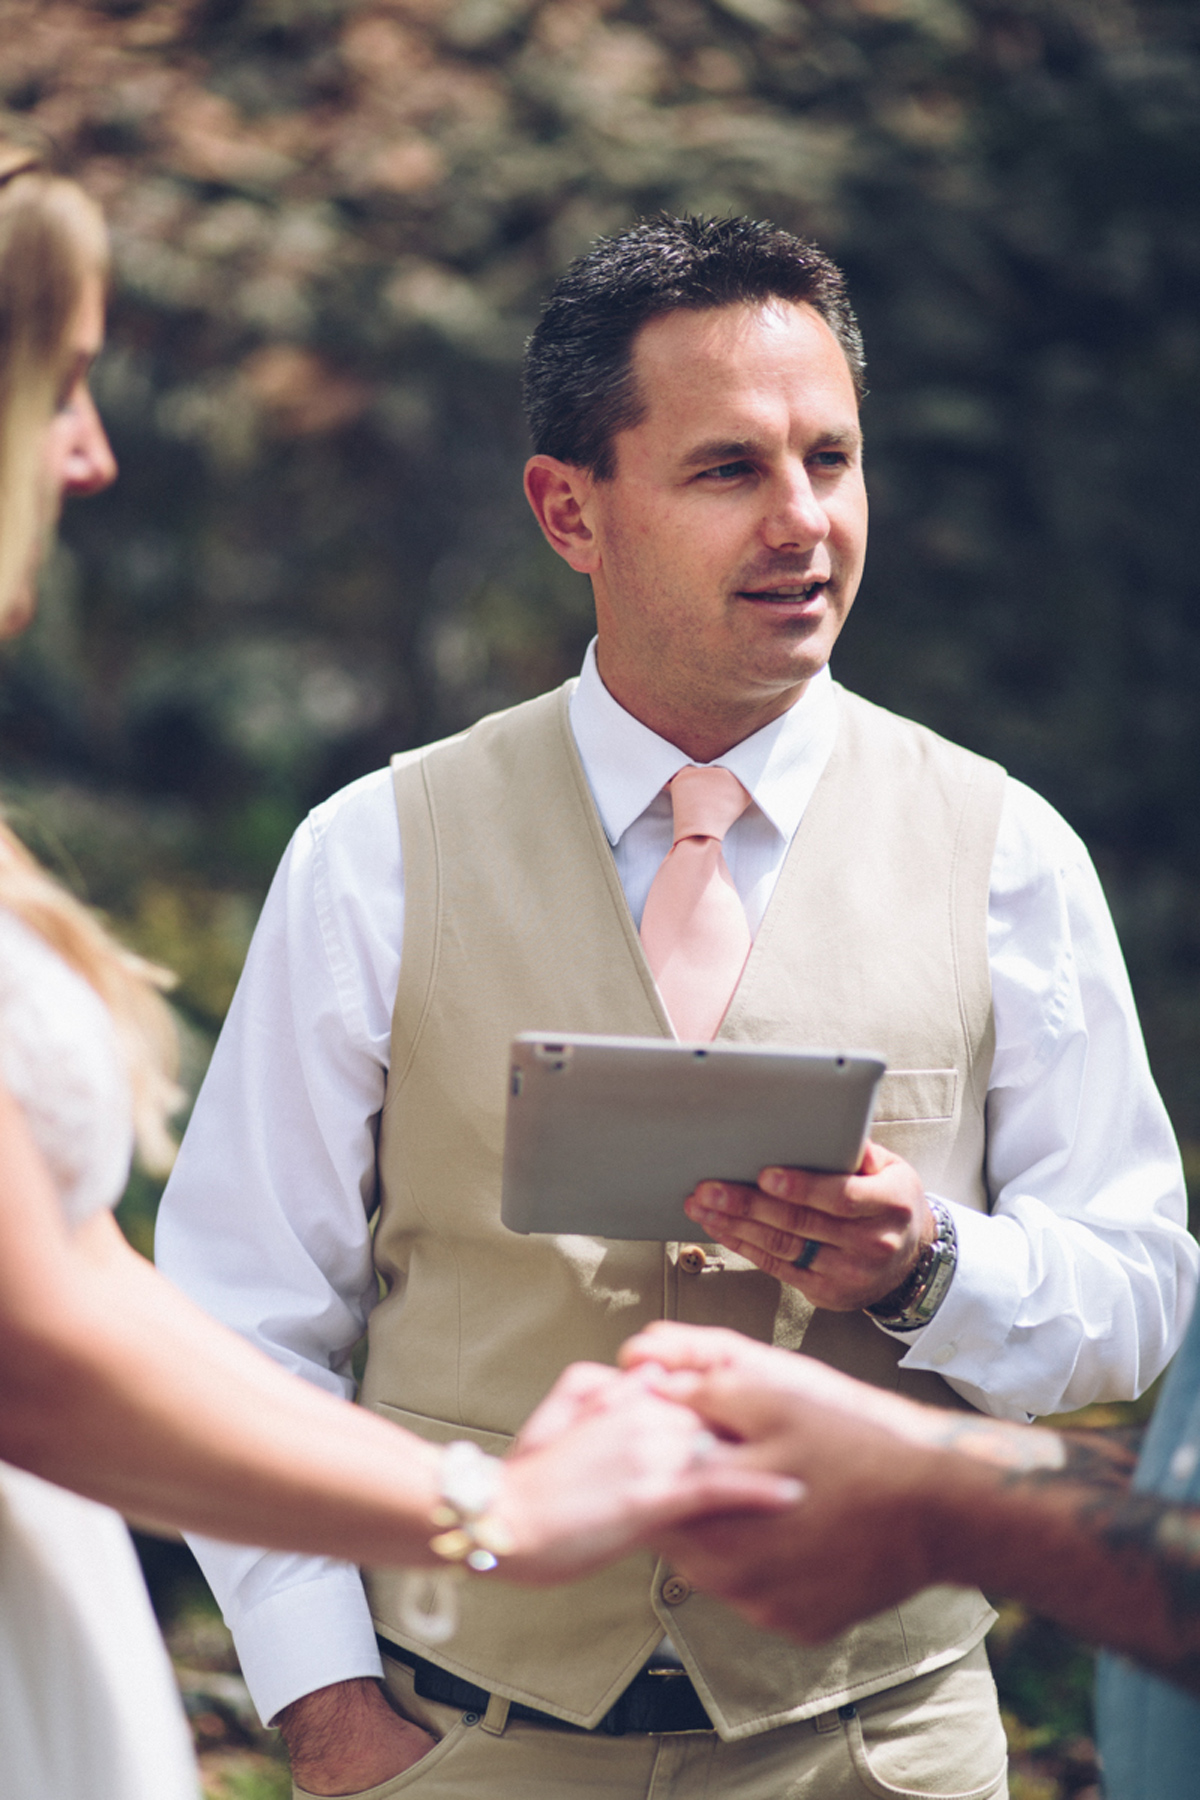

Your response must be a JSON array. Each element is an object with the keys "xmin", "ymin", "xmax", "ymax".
[{"xmin": 363, "ymin": 681, "xmax": 1006, "ymax": 1740}]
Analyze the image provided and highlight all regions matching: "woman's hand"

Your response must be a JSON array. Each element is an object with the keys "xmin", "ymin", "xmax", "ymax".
[{"xmin": 491, "ymin": 1359, "xmax": 802, "ymax": 1585}]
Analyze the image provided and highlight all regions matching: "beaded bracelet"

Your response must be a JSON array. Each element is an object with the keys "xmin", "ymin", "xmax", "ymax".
[
  {"xmin": 397, "ymin": 1441, "xmax": 511, "ymax": 1645},
  {"xmin": 429, "ymin": 1440, "xmax": 515, "ymax": 1572}
]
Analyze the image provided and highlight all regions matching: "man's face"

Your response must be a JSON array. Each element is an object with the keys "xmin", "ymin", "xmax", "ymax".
[{"xmin": 562, "ymin": 301, "xmax": 868, "ymax": 755}]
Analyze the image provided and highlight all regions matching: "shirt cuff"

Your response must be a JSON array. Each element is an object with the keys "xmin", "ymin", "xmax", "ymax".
[
  {"xmin": 872, "ymin": 1199, "xmax": 1031, "ymax": 1418},
  {"xmin": 227, "ymin": 1567, "xmax": 385, "ymax": 1727}
]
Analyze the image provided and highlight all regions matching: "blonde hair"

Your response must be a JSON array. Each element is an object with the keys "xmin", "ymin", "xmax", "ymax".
[
  {"xmin": 0, "ymin": 145, "xmax": 108, "ymax": 620},
  {"xmin": 0, "ymin": 142, "xmax": 180, "ymax": 1170}
]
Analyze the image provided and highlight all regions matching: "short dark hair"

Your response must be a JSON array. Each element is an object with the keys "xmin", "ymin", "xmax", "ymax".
[{"xmin": 523, "ymin": 214, "xmax": 865, "ymax": 479}]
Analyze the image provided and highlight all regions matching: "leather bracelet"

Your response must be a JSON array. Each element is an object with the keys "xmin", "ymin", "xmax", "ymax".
[{"xmin": 865, "ymin": 1197, "xmax": 957, "ymax": 1332}]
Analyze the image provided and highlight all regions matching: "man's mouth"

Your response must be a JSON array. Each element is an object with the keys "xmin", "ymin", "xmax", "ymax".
[{"xmin": 737, "ymin": 579, "xmax": 827, "ymax": 604}]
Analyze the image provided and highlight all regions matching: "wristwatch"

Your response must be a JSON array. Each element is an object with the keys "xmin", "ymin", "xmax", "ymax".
[{"xmin": 865, "ymin": 1197, "xmax": 958, "ymax": 1332}]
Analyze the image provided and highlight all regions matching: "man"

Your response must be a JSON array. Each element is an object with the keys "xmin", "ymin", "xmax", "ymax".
[
  {"xmin": 621, "ymin": 1313, "xmax": 1200, "ymax": 1800},
  {"xmin": 157, "ymin": 216, "xmax": 1197, "ymax": 1797}
]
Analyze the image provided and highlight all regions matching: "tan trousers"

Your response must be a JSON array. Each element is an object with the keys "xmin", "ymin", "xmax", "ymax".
[{"xmin": 293, "ymin": 1641, "xmax": 1008, "ymax": 1799}]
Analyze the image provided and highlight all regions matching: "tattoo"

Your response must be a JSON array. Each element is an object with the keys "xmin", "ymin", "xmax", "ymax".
[
  {"xmin": 1094, "ymin": 1492, "xmax": 1200, "ymax": 1690},
  {"xmin": 1103, "ymin": 1495, "xmax": 1200, "ymax": 1622},
  {"xmin": 1034, "ymin": 1429, "xmax": 1200, "ymax": 1661},
  {"xmin": 1058, "ymin": 1426, "xmax": 1143, "ymax": 1489},
  {"xmin": 924, "ymin": 1416, "xmax": 1200, "ymax": 1685},
  {"xmin": 925, "ymin": 1413, "xmax": 1068, "ymax": 1473}
]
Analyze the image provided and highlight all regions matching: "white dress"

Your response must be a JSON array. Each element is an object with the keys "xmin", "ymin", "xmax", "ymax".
[{"xmin": 0, "ymin": 909, "xmax": 199, "ymax": 1799}]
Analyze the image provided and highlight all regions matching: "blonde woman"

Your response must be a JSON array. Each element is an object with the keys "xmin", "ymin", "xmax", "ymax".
[{"xmin": 0, "ymin": 145, "xmax": 795, "ymax": 1800}]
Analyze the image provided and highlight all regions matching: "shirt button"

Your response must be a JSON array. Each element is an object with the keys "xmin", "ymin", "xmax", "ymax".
[
  {"xmin": 931, "ymin": 1343, "xmax": 956, "ymax": 1367},
  {"xmin": 661, "ymin": 1575, "xmax": 692, "ymax": 1606},
  {"xmin": 678, "ymin": 1245, "xmax": 709, "ymax": 1275}
]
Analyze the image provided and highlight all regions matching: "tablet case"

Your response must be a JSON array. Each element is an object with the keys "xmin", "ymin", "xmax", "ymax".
[{"xmin": 501, "ymin": 1033, "xmax": 886, "ymax": 1240}]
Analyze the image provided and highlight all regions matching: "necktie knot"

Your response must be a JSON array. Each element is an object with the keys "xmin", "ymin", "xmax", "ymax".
[{"xmin": 668, "ymin": 764, "xmax": 751, "ymax": 846}]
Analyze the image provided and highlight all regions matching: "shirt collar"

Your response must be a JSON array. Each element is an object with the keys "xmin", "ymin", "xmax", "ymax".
[{"xmin": 568, "ymin": 639, "xmax": 839, "ymax": 847}]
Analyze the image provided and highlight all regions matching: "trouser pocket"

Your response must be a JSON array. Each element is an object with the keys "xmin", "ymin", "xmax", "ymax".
[
  {"xmin": 291, "ymin": 1717, "xmax": 474, "ymax": 1800},
  {"xmin": 847, "ymin": 1643, "xmax": 1009, "ymax": 1799}
]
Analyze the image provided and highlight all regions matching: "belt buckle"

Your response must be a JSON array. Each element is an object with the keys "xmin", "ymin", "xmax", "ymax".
[{"xmin": 605, "ymin": 1664, "xmax": 711, "ymax": 1736}]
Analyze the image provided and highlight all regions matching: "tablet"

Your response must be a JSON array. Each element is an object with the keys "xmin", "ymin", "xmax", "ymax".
[{"xmin": 500, "ymin": 1033, "xmax": 886, "ymax": 1240}]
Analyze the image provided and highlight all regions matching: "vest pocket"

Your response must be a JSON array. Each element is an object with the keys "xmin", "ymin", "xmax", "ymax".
[
  {"xmin": 872, "ymin": 1070, "xmax": 957, "ymax": 1125},
  {"xmin": 367, "ymin": 1400, "xmax": 514, "ymax": 1454}
]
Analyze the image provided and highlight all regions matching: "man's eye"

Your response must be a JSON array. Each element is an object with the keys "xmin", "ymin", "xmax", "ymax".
[
  {"xmin": 700, "ymin": 461, "xmax": 751, "ymax": 481},
  {"xmin": 811, "ymin": 450, "xmax": 849, "ymax": 470}
]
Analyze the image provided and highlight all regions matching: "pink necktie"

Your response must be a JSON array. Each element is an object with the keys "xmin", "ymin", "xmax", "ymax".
[{"xmin": 640, "ymin": 765, "xmax": 752, "ymax": 1041}]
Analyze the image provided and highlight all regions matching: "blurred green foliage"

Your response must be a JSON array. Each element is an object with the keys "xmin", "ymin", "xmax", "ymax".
[
  {"xmin": 2, "ymin": 5, "xmax": 1198, "ymax": 1793},
  {"xmin": 0, "ymin": 0, "xmax": 1197, "ymax": 1132}
]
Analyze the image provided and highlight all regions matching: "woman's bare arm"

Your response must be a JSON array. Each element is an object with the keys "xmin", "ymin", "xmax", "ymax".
[{"xmin": 0, "ymin": 1086, "xmax": 798, "ymax": 1574}]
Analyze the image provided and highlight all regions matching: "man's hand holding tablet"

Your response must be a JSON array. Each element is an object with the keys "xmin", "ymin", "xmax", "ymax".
[{"xmin": 682, "ymin": 1140, "xmax": 935, "ymax": 1312}]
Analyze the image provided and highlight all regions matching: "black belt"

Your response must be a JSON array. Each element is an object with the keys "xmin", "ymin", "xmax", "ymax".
[{"xmin": 377, "ymin": 1637, "xmax": 713, "ymax": 1735}]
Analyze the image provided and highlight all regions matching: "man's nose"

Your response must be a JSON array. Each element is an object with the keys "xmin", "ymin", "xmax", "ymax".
[
  {"xmin": 761, "ymin": 468, "xmax": 828, "ymax": 550},
  {"xmin": 62, "ymin": 389, "xmax": 118, "ymax": 497}
]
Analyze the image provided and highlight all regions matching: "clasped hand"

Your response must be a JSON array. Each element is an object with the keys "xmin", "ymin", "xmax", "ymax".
[
  {"xmin": 504, "ymin": 1319, "xmax": 946, "ymax": 1643},
  {"xmin": 682, "ymin": 1138, "xmax": 932, "ymax": 1310},
  {"xmin": 616, "ymin": 1322, "xmax": 946, "ymax": 1642},
  {"xmin": 493, "ymin": 1359, "xmax": 801, "ymax": 1583},
  {"xmin": 496, "ymin": 1144, "xmax": 934, "ymax": 1585}
]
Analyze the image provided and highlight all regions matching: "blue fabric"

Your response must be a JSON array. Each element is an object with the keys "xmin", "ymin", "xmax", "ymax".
[{"xmin": 1096, "ymin": 1298, "xmax": 1200, "ymax": 1797}]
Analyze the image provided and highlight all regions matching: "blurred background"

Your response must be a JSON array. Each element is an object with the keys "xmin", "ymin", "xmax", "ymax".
[{"xmin": 1, "ymin": 1, "xmax": 1197, "ymax": 1794}]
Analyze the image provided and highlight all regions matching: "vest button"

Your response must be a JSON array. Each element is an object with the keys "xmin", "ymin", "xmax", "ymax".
[
  {"xmin": 661, "ymin": 1575, "xmax": 692, "ymax": 1606},
  {"xmin": 678, "ymin": 1244, "xmax": 708, "ymax": 1275}
]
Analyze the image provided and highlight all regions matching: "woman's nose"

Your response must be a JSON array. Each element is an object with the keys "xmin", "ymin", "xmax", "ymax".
[{"xmin": 61, "ymin": 387, "xmax": 118, "ymax": 498}]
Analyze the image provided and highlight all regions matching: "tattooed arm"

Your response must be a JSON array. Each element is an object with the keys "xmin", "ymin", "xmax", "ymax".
[{"xmin": 621, "ymin": 1322, "xmax": 1200, "ymax": 1694}]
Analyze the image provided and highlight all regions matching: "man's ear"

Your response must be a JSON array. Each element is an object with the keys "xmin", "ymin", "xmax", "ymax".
[{"xmin": 524, "ymin": 456, "xmax": 600, "ymax": 574}]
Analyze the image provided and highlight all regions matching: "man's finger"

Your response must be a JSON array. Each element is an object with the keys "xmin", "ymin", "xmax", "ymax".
[
  {"xmin": 685, "ymin": 1182, "xmax": 868, "ymax": 1242},
  {"xmin": 692, "ymin": 1208, "xmax": 856, "ymax": 1265},
  {"xmin": 856, "ymin": 1139, "xmax": 895, "ymax": 1177},
  {"xmin": 675, "ymin": 1374, "xmax": 808, "ymax": 1458},
  {"xmin": 656, "ymin": 1465, "xmax": 806, "ymax": 1526},
  {"xmin": 757, "ymin": 1166, "xmax": 896, "ymax": 1220}
]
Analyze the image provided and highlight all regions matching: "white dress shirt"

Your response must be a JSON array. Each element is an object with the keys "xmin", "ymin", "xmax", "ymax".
[{"xmin": 156, "ymin": 647, "xmax": 1198, "ymax": 1725}]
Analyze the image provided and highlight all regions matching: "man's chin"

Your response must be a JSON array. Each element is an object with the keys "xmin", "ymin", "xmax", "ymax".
[{"xmin": 739, "ymin": 626, "xmax": 837, "ymax": 690}]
